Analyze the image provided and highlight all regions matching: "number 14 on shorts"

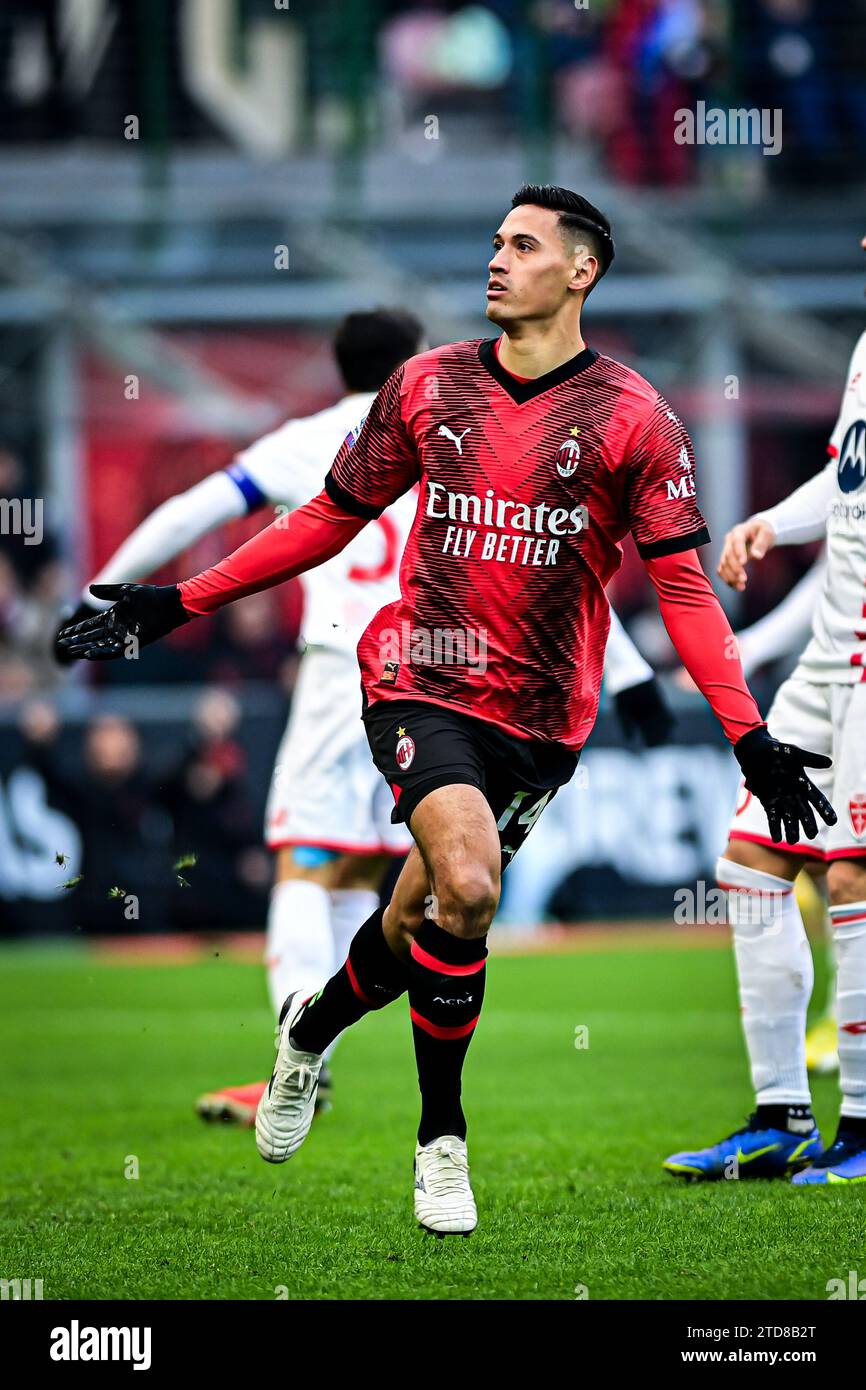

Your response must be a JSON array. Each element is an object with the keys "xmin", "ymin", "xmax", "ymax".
[{"xmin": 497, "ymin": 789, "xmax": 553, "ymax": 859}]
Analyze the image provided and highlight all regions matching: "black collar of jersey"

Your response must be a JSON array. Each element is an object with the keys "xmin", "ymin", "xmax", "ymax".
[{"xmin": 478, "ymin": 338, "xmax": 599, "ymax": 405}]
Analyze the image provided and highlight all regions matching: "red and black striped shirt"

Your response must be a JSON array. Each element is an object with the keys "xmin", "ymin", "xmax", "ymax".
[{"xmin": 324, "ymin": 338, "xmax": 709, "ymax": 749}]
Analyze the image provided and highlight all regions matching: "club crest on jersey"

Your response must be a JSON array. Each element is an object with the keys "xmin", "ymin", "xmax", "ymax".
[
  {"xmin": 556, "ymin": 437, "xmax": 581, "ymax": 478},
  {"xmin": 837, "ymin": 421, "xmax": 866, "ymax": 494},
  {"xmin": 849, "ymin": 794, "xmax": 866, "ymax": 838},
  {"xmin": 396, "ymin": 731, "xmax": 416, "ymax": 771}
]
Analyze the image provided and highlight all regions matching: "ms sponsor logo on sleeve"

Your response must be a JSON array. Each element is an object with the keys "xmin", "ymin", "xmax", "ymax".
[{"xmin": 665, "ymin": 446, "xmax": 696, "ymax": 502}]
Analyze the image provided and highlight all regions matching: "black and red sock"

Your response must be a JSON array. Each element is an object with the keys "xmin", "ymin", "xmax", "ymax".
[
  {"xmin": 408, "ymin": 919, "xmax": 487, "ymax": 1146},
  {"xmin": 289, "ymin": 908, "xmax": 408, "ymax": 1054}
]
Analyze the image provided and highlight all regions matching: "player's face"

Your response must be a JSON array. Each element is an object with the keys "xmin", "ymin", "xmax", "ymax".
[{"xmin": 486, "ymin": 205, "xmax": 595, "ymax": 327}]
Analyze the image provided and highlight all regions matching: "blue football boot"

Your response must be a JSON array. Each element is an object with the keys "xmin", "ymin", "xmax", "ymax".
[
  {"xmin": 663, "ymin": 1112, "xmax": 822, "ymax": 1180},
  {"xmin": 792, "ymin": 1129, "xmax": 866, "ymax": 1185}
]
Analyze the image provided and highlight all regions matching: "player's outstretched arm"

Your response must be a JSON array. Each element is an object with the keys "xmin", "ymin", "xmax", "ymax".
[
  {"xmin": 643, "ymin": 547, "xmax": 837, "ymax": 844},
  {"xmin": 717, "ymin": 461, "xmax": 835, "ymax": 591},
  {"xmin": 56, "ymin": 488, "xmax": 369, "ymax": 661},
  {"xmin": 53, "ymin": 471, "xmax": 250, "ymax": 663},
  {"xmin": 90, "ymin": 471, "xmax": 249, "ymax": 595}
]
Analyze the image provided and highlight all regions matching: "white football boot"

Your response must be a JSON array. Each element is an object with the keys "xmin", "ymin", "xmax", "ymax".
[
  {"xmin": 255, "ymin": 991, "xmax": 323, "ymax": 1163},
  {"xmin": 414, "ymin": 1135, "xmax": 478, "ymax": 1235}
]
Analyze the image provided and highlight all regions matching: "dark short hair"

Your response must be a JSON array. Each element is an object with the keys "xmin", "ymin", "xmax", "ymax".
[
  {"xmin": 510, "ymin": 184, "xmax": 615, "ymax": 292},
  {"xmin": 333, "ymin": 308, "xmax": 424, "ymax": 391}
]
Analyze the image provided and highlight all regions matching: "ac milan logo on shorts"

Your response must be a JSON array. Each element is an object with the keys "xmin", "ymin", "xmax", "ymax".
[
  {"xmin": 849, "ymin": 794, "xmax": 866, "ymax": 838},
  {"xmin": 396, "ymin": 734, "xmax": 415, "ymax": 771}
]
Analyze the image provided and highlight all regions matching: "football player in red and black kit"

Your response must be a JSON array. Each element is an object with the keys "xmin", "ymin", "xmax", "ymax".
[{"xmin": 60, "ymin": 185, "xmax": 836, "ymax": 1235}]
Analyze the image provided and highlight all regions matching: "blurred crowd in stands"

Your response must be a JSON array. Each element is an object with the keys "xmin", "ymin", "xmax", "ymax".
[
  {"xmin": 0, "ymin": 447, "xmax": 64, "ymax": 701},
  {"xmin": 2, "ymin": 2, "xmax": 865, "ymax": 186},
  {"xmin": 0, "ymin": 432, "xmax": 298, "ymax": 935},
  {"xmin": 10, "ymin": 689, "xmax": 273, "ymax": 934},
  {"xmin": 379, "ymin": 0, "xmax": 866, "ymax": 186},
  {"xmin": 0, "ymin": 440, "xmax": 303, "ymax": 703}
]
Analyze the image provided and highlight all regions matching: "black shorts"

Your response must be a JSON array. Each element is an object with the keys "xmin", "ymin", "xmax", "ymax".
[{"xmin": 362, "ymin": 697, "xmax": 579, "ymax": 868}]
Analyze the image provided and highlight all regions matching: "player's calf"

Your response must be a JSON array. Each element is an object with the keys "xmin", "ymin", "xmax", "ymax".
[
  {"xmin": 826, "ymin": 867, "xmax": 866, "ymax": 1144},
  {"xmin": 717, "ymin": 854, "xmax": 814, "ymax": 1107},
  {"xmin": 665, "ymin": 852, "xmax": 822, "ymax": 1181},
  {"xmin": 408, "ymin": 920, "xmax": 488, "ymax": 1146},
  {"xmin": 287, "ymin": 905, "xmax": 409, "ymax": 1055}
]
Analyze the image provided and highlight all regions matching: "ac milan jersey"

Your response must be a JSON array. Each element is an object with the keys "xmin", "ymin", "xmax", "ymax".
[{"xmin": 323, "ymin": 339, "xmax": 709, "ymax": 750}]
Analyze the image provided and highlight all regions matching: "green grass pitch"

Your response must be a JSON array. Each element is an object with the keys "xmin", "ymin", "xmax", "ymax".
[{"xmin": 0, "ymin": 936, "xmax": 859, "ymax": 1301}]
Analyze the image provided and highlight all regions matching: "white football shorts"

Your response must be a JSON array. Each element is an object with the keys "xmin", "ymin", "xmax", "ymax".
[
  {"xmin": 264, "ymin": 645, "xmax": 413, "ymax": 857},
  {"xmin": 729, "ymin": 672, "xmax": 866, "ymax": 863}
]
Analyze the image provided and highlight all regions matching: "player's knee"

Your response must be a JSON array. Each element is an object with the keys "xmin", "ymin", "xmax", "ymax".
[
  {"xmin": 827, "ymin": 857, "xmax": 866, "ymax": 907},
  {"xmin": 435, "ymin": 864, "xmax": 499, "ymax": 938}
]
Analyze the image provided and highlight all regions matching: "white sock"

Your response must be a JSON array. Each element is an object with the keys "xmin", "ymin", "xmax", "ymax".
[
  {"xmin": 717, "ymin": 857, "xmax": 813, "ymax": 1107},
  {"xmin": 264, "ymin": 880, "xmax": 335, "ymax": 1020},
  {"xmin": 330, "ymin": 888, "xmax": 380, "ymax": 968},
  {"xmin": 829, "ymin": 901, "xmax": 866, "ymax": 1120},
  {"xmin": 821, "ymin": 911, "xmax": 837, "ymax": 1018},
  {"xmin": 323, "ymin": 887, "xmax": 380, "ymax": 1062}
]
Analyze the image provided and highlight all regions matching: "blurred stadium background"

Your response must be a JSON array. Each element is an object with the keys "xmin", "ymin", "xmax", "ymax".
[{"xmin": 1, "ymin": 0, "xmax": 863, "ymax": 940}]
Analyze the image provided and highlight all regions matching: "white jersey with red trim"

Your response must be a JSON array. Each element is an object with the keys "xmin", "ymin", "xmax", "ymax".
[
  {"xmin": 229, "ymin": 393, "xmax": 416, "ymax": 653},
  {"xmin": 808, "ymin": 328, "xmax": 866, "ymax": 681},
  {"xmin": 754, "ymin": 330, "xmax": 866, "ymax": 684}
]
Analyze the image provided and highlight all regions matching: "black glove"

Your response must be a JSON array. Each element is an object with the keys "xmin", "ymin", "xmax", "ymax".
[
  {"xmin": 614, "ymin": 677, "xmax": 675, "ymax": 748},
  {"xmin": 53, "ymin": 598, "xmax": 100, "ymax": 666},
  {"xmin": 734, "ymin": 725, "xmax": 837, "ymax": 845},
  {"xmin": 55, "ymin": 583, "xmax": 191, "ymax": 661}
]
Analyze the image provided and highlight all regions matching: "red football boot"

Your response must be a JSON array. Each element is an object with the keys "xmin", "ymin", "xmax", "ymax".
[
  {"xmin": 196, "ymin": 1067, "xmax": 332, "ymax": 1126},
  {"xmin": 196, "ymin": 1081, "xmax": 267, "ymax": 1126}
]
